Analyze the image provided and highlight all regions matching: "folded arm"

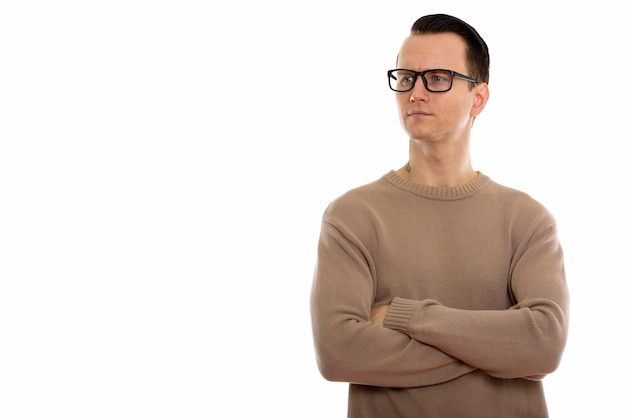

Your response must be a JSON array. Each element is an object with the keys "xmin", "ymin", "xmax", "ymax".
[
  {"xmin": 382, "ymin": 225, "xmax": 569, "ymax": 380},
  {"xmin": 311, "ymin": 221, "xmax": 475, "ymax": 388}
]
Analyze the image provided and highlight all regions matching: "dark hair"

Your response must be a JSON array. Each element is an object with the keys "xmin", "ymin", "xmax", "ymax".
[{"xmin": 411, "ymin": 14, "xmax": 490, "ymax": 85}]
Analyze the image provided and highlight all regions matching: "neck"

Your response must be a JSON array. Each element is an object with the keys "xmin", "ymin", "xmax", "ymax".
[{"xmin": 399, "ymin": 138, "xmax": 476, "ymax": 187}]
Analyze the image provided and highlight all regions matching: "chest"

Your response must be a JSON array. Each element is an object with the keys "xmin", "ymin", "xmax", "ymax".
[{"xmin": 369, "ymin": 210, "xmax": 514, "ymax": 309}]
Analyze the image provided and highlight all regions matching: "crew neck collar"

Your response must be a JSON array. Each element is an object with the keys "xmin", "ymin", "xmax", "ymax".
[{"xmin": 383, "ymin": 170, "xmax": 492, "ymax": 200}]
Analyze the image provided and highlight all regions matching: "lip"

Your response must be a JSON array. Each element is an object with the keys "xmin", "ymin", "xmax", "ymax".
[{"xmin": 407, "ymin": 110, "xmax": 431, "ymax": 117}]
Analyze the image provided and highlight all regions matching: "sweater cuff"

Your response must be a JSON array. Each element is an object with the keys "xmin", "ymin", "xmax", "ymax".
[{"xmin": 383, "ymin": 297, "xmax": 418, "ymax": 333}]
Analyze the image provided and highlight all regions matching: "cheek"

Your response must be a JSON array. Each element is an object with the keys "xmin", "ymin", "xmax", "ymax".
[
  {"xmin": 445, "ymin": 95, "xmax": 473, "ymax": 117},
  {"xmin": 447, "ymin": 102, "xmax": 474, "ymax": 127},
  {"xmin": 396, "ymin": 95, "xmax": 408, "ymax": 120}
]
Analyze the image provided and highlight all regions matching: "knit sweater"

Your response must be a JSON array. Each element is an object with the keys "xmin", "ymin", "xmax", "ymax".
[{"xmin": 310, "ymin": 170, "xmax": 569, "ymax": 418}]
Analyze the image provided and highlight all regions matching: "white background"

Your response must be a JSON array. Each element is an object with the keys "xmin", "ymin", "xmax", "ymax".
[{"xmin": 1, "ymin": 1, "xmax": 624, "ymax": 417}]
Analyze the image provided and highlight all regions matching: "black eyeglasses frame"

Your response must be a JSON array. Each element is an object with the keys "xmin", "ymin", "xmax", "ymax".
[{"xmin": 387, "ymin": 68, "xmax": 478, "ymax": 93}]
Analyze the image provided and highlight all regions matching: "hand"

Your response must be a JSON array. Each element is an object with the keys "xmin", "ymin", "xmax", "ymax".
[{"xmin": 370, "ymin": 304, "xmax": 390, "ymax": 326}]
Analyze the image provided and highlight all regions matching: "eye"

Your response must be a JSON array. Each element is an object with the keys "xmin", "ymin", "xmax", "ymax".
[
  {"xmin": 394, "ymin": 71, "xmax": 415, "ymax": 86},
  {"xmin": 427, "ymin": 71, "xmax": 451, "ymax": 84},
  {"xmin": 400, "ymin": 75, "xmax": 415, "ymax": 86}
]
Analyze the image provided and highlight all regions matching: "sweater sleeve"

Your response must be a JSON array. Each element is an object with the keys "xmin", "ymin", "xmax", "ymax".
[
  {"xmin": 383, "ymin": 224, "xmax": 569, "ymax": 380},
  {"xmin": 311, "ymin": 220, "xmax": 475, "ymax": 388}
]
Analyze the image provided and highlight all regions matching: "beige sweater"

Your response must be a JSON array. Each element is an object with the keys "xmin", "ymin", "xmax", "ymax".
[{"xmin": 310, "ymin": 171, "xmax": 569, "ymax": 418}]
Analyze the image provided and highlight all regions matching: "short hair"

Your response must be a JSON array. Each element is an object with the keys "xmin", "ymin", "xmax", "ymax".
[{"xmin": 411, "ymin": 14, "xmax": 490, "ymax": 85}]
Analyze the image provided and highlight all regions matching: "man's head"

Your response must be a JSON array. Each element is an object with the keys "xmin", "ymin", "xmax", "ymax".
[
  {"xmin": 410, "ymin": 14, "xmax": 490, "ymax": 86},
  {"xmin": 392, "ymin": 14, "xmax": 490, "ymax": 142}
]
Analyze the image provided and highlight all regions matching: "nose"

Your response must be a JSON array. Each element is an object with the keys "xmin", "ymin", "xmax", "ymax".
[{"xmin": 409, "ymin": 75, "xmax": 428, "ymax": 102}]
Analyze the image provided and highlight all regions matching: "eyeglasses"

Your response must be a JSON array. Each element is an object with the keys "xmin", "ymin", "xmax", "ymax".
[{"xmin": 387, "ymin": 69, "xmax": 478, "ymax": 93}]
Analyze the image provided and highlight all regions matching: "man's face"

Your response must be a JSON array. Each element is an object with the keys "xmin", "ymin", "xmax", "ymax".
[{"xmin": 395, "ymin": 32, "xmax": 484, "ymax": 142}]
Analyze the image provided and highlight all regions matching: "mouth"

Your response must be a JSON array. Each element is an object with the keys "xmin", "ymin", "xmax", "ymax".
[{"xmin": 408, "ymin": 110, "xmax": 430, "ymax": 117}]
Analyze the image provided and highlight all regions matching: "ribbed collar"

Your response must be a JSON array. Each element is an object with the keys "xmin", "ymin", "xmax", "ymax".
[{"xmin": 383, "ymin": 170, "xmax": 492, "ymax": 201}]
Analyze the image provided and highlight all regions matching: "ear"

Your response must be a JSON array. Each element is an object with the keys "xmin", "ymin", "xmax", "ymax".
[{"xmin": 470, "ymin": 83, "xmax": 489, "ymax": 118}]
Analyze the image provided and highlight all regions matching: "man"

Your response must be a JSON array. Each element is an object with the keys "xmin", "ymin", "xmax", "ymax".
[{"xmin": 310, "ymin": 13, "xmax": 569, "ymax": 417}]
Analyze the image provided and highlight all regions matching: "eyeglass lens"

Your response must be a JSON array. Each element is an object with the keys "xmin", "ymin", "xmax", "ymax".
[{"xmin": 390, "ymin": 70, "xmax": 453, "ymax": 92}]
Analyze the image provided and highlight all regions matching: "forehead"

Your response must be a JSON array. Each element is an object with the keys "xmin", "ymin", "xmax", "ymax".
[{"xmin": 397, "ymin": 32, "xmax": 468, "ymax": 71}]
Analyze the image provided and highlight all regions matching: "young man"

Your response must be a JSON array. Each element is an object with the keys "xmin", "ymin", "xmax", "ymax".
[{"xmin": 310, "ymin": 14, "xmax": 569, "ymax": 417}]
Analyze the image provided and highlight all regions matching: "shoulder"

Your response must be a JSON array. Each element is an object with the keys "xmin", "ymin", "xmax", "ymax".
[
  {"xmin": 485, "ymin": 180, "xmax": 557, "ymax": 229},
  {"xmin": 322, "ymin": 175, "xmax": 392, "ymax": 219},
  {"xmin": 319, "ymin": 174, "xmax": 400, "ymax": 241},
  {"xmin": 329, "ymin": 179, "xmax": 385, "ymax": 206}
]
